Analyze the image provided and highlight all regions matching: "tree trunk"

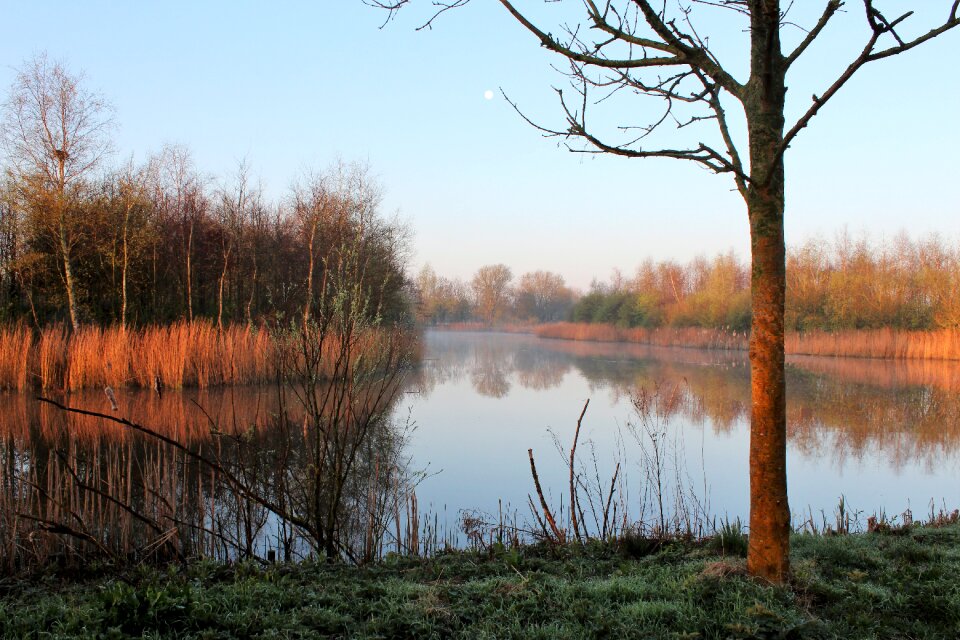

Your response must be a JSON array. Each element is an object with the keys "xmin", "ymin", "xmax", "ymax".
[
  {"xmin": 246, "ymin": 262, "xmax": 257, "ymax": 329},
  {"xmin": 218, "ymin": 247, "xmax": 230, "ymax": 331},
  {"xmin": 745, "ymin": 1, "xmax": 790, "ymax": 583},
  {"xmin": 121, "ymin": 205, "xmax": 130, "ymax": 330},
  {"xmin": 186, "ymin": 221, "xmax": 194, "ymax": 322},
  {"xmin": 60, "ymin": 220, "xmax": 80, "ymax": 331},
  {"xmin": 304, "ymin": 223, "xmax": 316, "ymax": 328},
  {"xmin": 746, "ymin": 187, "xmax": 790, "ymax": 582}
]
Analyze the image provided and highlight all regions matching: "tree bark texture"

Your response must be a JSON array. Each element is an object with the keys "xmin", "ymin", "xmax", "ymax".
[
  {"xmin": 745, "ymin": 1, "xmax": 790, "ymax": 582},
  {"xmin": 59, "ymin": 219, "xmax": 80, "ymax": 332}
]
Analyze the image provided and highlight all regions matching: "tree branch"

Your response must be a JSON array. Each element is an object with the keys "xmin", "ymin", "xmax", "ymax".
[
  {"xmin": 784, "ymin": 0, "xmax": 842, "ymax": 68},
  {"xmin": 777, "ymin": 4, "xmax": 960, "ymax": 172},
  {"xmin": 498, "ymin": 0, "xmax": 744, "ymax": 97}
]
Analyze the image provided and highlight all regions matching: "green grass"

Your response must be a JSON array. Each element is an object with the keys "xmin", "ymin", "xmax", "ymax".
[{"xmin": 2, "ymin": 524, "xmax": 958, "ymax": 639}]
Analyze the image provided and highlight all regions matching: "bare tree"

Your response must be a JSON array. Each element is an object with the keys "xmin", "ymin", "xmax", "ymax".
[
  {"xmin": 150, "ymin": 145, "xmax": 206, "ymax": 322},
  {"xmin": 1, "ymin": 54, "xmax": 113, "ymax": 330},
  {"xmin": 373, "ymin": 0, "xmax": 960, "ymax": 582},
  {"xmin": 294, "ymin": 171, "xmax": 340, "ymax": 328},
  {"xmin": 215, "ymin": 162, "xmax": 257, "ymax": 331},
  {"xmin": 515, "ymin": 270, "xmax": 573, "ymax": 322},
  {"xmin": 471, "ymin": 263, "xmax": 513, "ymax": 325},
  {"xmin": 105, "ymin": 159, "xmax": 154, "ymax": 329}
]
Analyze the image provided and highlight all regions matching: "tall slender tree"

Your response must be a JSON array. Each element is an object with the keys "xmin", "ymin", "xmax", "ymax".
[
  {"xmin": 1, "ymin": 54, "xmax": 113, "ymax": 330},
  {"xmin": 373, "ymin": 0, "xmax": 960, "ymax": 581}
]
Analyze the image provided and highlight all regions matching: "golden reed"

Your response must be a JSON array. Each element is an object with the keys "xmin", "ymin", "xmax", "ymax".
[
  {"xmin": 534, "ymin": 322, "xmax": 960, "ymax": 361},
  {"xmin": 0, "ymin": 321, "xmax": 279, "ymax": 391},
  {"xmin": 0, "ymin": 321, "xmax": 411, "ymax": 392}
]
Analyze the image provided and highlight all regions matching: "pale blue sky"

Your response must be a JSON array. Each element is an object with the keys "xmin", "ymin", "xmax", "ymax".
[{"xmin": 1, "ymin": 1, "xmax": 957, "ymax": 289}]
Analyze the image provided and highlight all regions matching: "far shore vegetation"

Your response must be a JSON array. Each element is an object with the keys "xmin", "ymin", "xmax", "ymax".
[{"xmin": 416, "ymin": 234, "xmax": 960, "ymax": 339}]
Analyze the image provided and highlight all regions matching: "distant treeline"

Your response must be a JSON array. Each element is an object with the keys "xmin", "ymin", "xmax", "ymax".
[{"xmin": 417, "ymin": 234, "xmax": 960, "ymax": 333}]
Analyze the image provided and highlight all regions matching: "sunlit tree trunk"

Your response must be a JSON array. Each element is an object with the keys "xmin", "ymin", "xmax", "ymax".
[
  {"xmin": 246, "ymin": 262, "xmax": 257, "ymax": 329},
  {"xmin": 59, "ymin": 215, "xmax": 80, "ymax": 331},
  {"xmin": 744, "ymin": 3, "xmax": 790, "ymax": 582},
  {"xmin": 217, "ymin": 245, "xmax": 230, "ymax": 331}
]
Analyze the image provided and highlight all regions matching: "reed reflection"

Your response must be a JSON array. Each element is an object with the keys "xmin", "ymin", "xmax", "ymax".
[
  {"xmin": 0, "ymin": 379, "xmax": 416, "ymax": 573},
  {"xmin": 414, "ymin": 331, "xmax": 960, "ymax": 469}
]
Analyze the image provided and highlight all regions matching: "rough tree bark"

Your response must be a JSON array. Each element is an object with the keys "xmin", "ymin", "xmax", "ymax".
[{"xmin": 743, "ymin": 4, "xmax": 791, "ymax": 581}]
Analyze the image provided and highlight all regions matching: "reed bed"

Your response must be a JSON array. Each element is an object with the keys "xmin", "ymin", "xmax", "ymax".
[
  {"xmin": 0, "ymin": 321, "xmax": 283, "ymax": 391},
  {"xmin": 535, "ymin": 322, "xmax": 748, "ymax": 351},
  {"xmin": 0, "ymin": 321, "xmax": 418, "ymax": 392},
  {"xmin": 428, "ymin": 321, "xmax": 537, "ymax": 334},
  {"xmin": 36, "ymin": 325, "xmax": 67, "ymax": 391},
  {"xmin": 786, "ymin": 327, "xmax": 960, "ymax": 360},
  {"xmin": 0, "ymin": 323, "xmax": 31, "ymax": 391},
  {"xmin": 533, "ymin": 322, "xmax": 960, "ymax": 361}
]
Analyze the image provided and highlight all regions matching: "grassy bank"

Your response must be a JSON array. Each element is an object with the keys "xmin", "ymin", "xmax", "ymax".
[
  {"xmin": 3, "ymin": 523, "xmax": 958, "ymax": 639},
  {"xmin": 532, "ymin": 322, "xmax": 960, "ymax": 360}
]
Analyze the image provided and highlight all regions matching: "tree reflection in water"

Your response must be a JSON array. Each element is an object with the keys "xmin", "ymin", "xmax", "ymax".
[
  {"xmin": 412, "ymin": 330, "xmax": 960, "ymax": 469},
  {"xmin": 0, "ymin": 382, "xmax": 416, "ymax": 573},
  {"xmin": 3, "ymin": 330, "xmax": 960, "ymax": 572}
]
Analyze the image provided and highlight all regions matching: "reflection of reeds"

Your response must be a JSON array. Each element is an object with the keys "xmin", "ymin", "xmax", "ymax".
[{"xmin": 789, "ymin": 354, "xmax": 960, "ymax": 393}]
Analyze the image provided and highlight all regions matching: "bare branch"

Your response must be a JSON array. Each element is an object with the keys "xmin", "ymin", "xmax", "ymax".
[
  {"xmin": 499, "ymin": 0, "xmax": 686, "ymax": 70},
  {"xmin": 784, "ymin": 0, "xmax": 842, "ymax": 68},
  {"xmin": 502, "ymin": 83, "xmax": 745, "ymax": 182},
  {"xmin": 629, "ymin": 0, "xmax": 745, "ymax": 96},
  {"xmin": 778, "ymin": 5, "xmax": 960, "ymax": 169},
  {"xmin": 498, "ymin": 0, "xmax": 744, "ymax": 97}
]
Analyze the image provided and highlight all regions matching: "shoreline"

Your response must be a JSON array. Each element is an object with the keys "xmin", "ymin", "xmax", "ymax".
[
  {"xmin": 3, "ymin": 521, "xmax": 958, "ymax": 638},
  {"xmin": 428, "ymin": 322, "xmax": 960, "ymax": 361}
]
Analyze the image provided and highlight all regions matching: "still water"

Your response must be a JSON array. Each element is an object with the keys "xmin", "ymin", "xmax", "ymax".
[
  {"xmin": 402, "ymin": 330, "xmax": 960, "ymax": 528},
  {"xmin": 4, "ymin": 329, "xmax": 958, "ymax": 541}
]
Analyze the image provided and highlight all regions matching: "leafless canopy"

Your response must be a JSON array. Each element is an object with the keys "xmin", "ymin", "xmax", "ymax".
[
  {"xmin": 370, "ymin": 0, "xmax": 959, "ymax": 200},
  {"xmin": 1, "ymin": 53, "xmax": 114, "ymax": 190}
]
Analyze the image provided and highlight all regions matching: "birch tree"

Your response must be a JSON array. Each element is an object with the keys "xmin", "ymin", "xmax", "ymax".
[{"xmin": 1, "ymin": 54, "xmax": 113, "ymax": 330}]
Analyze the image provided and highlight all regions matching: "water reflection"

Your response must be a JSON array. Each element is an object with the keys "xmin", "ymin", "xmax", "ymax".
[
  {"xmin": 3, "ymin": 330, "xmax": 959, "ymax": 565},
  {"xmin": 412, "ymin": 331, "xmax": 960, "ymax": 470},
  {"xmin": 0, "ymin": 382, "xmax": 414, "ymax": 572}
]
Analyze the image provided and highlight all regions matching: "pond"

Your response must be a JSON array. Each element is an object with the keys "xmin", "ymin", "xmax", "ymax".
[
  {"xmin": 3, "ymin": 328, "xmax": 958, "ymax": 565},
  {"xmin": 402, "ymin": 330, "xmax": 960, "ymax": 531}
]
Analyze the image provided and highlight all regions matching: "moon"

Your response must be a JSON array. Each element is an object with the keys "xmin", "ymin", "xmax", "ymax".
[{"xmin": 483, "ymin": 90, "xmax": 494, "ymax": 100}]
